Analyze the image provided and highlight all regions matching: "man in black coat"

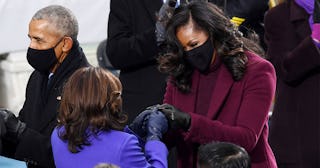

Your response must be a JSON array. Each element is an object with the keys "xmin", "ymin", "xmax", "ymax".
[
  {"xmin": 107, "ymin": 0, "xmax": 168, "ymax": 123},
  {"xmin": 0, "ymin": 5, "xmax": 90, "ymax": 168}
]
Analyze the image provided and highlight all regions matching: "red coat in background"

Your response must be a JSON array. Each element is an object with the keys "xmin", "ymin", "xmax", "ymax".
[
  {"xmin": 265, "ymin": 1, "xmax": 320, "ymax": 167},
  {"xmin": 164, "ymin": 51, "xmax": 277, "ymax": 168}
]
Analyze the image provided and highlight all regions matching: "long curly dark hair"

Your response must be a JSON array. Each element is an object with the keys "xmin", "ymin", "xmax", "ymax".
[
  {"xmin": 158, "ymin": 1, "xmax": 264, "ymax": 93},
  {"xmin": 57, "ymin": 67, "xmax": 127, "ymax": 153}
]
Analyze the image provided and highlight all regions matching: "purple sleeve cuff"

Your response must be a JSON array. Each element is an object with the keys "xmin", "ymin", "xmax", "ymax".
[
  {"xmin": 313, "ymin": 40, "xmax": 320, "ymax": 48},
  {"xmin": 123, "ymin": 126, "xmax": 146, "ymax": 147}
]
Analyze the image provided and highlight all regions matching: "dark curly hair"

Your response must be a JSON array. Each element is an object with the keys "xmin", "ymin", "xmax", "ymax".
[
  {"xmin": 158, "ymin": 1, "xmax": 264, "ymax": 93},
  {"xmin": 57, "ymin": 67, "xmax": 127, "ymax": 153}
]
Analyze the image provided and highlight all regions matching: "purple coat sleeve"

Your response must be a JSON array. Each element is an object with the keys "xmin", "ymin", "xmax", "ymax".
[{"xmin": 120, "ymin": 136, "xmax": 168, "ymax": 168}]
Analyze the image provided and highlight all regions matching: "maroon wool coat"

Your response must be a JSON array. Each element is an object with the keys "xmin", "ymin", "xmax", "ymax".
[
  {"xmin": 163, "ymin": 51, "xmax": 277, "ymax": 168},
  {"xmin": 265, "ymin": 1, "xmax": 320, "ymax": 167}
]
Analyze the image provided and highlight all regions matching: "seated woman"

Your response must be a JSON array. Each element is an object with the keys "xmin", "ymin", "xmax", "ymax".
[{"xmin": 51, "ymin": 67, "xmax": 168, "ymax": 168}]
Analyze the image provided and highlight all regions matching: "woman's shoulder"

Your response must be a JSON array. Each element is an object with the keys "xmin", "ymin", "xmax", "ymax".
[
  {"xmin": 245, "ymin": 51, "xmax": 275, "ymax": 73},
  {"xmin": 99, "ymin": 129, "xmax": 135, "ymax": 141}
]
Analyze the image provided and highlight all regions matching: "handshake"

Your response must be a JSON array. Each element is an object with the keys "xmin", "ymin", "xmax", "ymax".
[{"xmin": 126, "ymin": 104, "xmax": 191, "ymax": 144}]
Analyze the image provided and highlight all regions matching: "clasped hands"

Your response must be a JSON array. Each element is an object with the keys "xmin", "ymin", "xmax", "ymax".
[{"xmin": 128, "ymin": 103, "xmax": 190, "ymax": 144}]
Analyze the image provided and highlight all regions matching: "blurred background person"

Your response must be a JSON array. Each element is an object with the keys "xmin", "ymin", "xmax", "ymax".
[
  {"xmin": 51, "ymin": 67, "xmax": 168, "ymax": 168},
  {"xmin": 197, "ymin": 141, "xmax": 251, "ymax": 168},
  {"xmin": 106, "ymin": 0, "xmax": 171, "ymax": 123},
  {"xmin": 157, "ymin": 2, "xmax": 276, "ymax": 167},
  {"xmin": 265, "ymin": 0, "xmax": 320, "ymax": 167},
  {"xmin": 106, "ymin": 1, "xmax": 179, "ymax": 167},
  {"xmin": 208, "ymin": 0, "xmax": 269, "ymax": 50},
  {"xmin": 96, "ymin": 39, "xmax": 119, "ymax": 77},
  {"xmin": 0, "ymin": 5, "xmax": 90, "ymax": 168}
]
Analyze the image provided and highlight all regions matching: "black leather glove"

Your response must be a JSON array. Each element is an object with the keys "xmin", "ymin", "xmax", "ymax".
[
  {"xmin": 146, "ymin": 111, "xmax": 168, "ymax": 141},
  {"xmin": 158, "ymin": 103, "xmax": 191, "ymax": 131},
  {"xmin": 0, "ymin": 108, "xmax": 26, "ymax": 141},
  {"xmin": 155, "ymin": 0, "xmax": 177, "ymax": 46}
]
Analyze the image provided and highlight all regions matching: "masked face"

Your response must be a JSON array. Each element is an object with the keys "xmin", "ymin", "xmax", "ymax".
[
  {"xmin": 184, "ymin": 39, "xmax": 214, "ymax": 73},
  {"xmin": 27, "ymin": 38, "xmax": 63, "ymax": 74},
  {"xmin": 176, "ymin": 20, "xmax": 214, "ymax": 73},
  {"xmin": 27, "ymin": 19, "xmax": 65, "ymax": 74}
]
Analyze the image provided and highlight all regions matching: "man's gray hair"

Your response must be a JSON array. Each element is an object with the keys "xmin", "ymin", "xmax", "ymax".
[{"xmin": 32, "ymin": 5, "xmax": 79, "ymax": 40}]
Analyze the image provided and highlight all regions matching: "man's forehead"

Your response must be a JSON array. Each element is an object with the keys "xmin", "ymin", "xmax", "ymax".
[
  {"xmin": 28, "ymin": 19, "xmax": 59, "ymax": 38},
  {"xmin": 29, "ymin": 19, "xmax": 50, "ymax": 30}
]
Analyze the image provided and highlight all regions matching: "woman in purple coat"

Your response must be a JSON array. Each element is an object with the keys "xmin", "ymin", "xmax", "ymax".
[
  {"xmin": 156, "ymin": 2, "xmax": 277, "ymax": 168},
  {"xmin": 265, "ymin": 0, "xmax": 320, "ymax": 167},
  {"xmin": 51, "ymin": 67, "xmax": 168, "ymax": 168}
]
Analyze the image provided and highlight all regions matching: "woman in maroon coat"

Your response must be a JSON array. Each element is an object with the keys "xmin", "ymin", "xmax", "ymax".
[
  {"xmin": 265, "ymin": 0, "xmax": 320, "ymax": 167},
  {"xmin": 156, "ymin": 2, "xmax": 277, "ymax": 168}
]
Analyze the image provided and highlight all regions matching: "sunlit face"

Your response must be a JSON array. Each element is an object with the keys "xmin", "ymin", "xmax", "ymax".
[
  {"xmin": 176, "ymin": 19, "xmax": 209, "ymax": 51},
  {"xmin": 28, "ymin": 19, "xmax": 64, "ymax": 58}
]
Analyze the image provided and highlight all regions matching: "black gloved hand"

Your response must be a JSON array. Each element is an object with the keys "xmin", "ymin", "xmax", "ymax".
[
  {"xmin": 158, "ymin": 103, "xmax": 191, "ymax": 131},
  {"xmin": 146, "ymin": 111, "xmax": 168, "ymax": 141},
  {"xmin": 0, "ymin": 108, "xmax": 26, "ymax": 141},
  {"xmin": 155, "ymin": 0, "xmax": 177, "ymax": 46}
]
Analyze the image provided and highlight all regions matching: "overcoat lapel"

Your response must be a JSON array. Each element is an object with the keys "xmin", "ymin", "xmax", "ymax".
[
  {"xmin": 182, "ymin": 71, "xmax": 200, "ymax": 114},
  {"xmin": 142, "ymin": 0, "xmax": 162, "ymax": 22},
  {"xmin": 207, "ymin": 65, "xmax": 234, "ymax": 118}
]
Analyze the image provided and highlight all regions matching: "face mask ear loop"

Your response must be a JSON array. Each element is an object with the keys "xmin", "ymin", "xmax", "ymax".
[{"xmin": 55, "ymin": 37, "xmax": 67, "ymax": 65}]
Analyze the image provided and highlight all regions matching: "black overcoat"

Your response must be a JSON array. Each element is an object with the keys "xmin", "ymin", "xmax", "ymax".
[{"xmin": 107, "ymin": 0, "xmax": 167, "ymax": 123}]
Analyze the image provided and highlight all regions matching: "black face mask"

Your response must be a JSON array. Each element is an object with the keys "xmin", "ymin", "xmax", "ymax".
[
  {"xmin": 27, "ymin": 38, "xmax": 63, "ymax": 74},
  {"xmin": 184, "ymin": 39, "xmax": 214, "ymax": 73}
]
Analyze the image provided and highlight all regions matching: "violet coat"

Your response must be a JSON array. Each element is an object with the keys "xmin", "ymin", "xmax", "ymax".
[
  {"xmin": 163, "ymin": 51, "xmax": 277, "ymax": 168},
  {"xmin": 51, "ymin": 128, "xmax": 168, "ymax": 168},
  {"xmin": 265, "ymin": 1, "xmax": 320, "ymax": 167}
]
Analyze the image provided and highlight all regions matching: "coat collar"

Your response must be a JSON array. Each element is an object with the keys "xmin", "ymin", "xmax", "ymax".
[
  {"xmin": 38, "ymin": 44, "xmax": 90, "ymax": 131},
  {"xmin": 142, "ymin": 0, "xmax": 162, "ymax": 22},
  {"xmin": 289, "ymin": 1, "xmax": 311, "ymax": 40},
  {"xmin": 290, "ymin": 0, "xmax": 310, "ymax": 22}
]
